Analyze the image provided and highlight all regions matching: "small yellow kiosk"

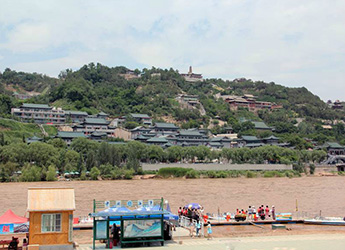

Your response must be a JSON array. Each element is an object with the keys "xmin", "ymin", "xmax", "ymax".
[{"xmin": 27, "ymin": 187, "xmax": 75, "ymax": 250}]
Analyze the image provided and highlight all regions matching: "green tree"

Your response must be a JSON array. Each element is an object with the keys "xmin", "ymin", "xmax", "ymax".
[
  {"xmin": 90, "ymin": 166, "xmax": 100, "ymax": 180},
  {"xmin": 19, "ymin": 164, "xmax": 42, "ymax": 182},
  {"xmin": 46, "ymin": 165, "xmax": 57, "ymax": 181},
  {"xmin": 64, "ymin": 150, "xmax": 80, "ymax": 172}
]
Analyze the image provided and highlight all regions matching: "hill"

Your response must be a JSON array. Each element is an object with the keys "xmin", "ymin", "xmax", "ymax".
[{"xmin": 0, "ymin": 63, "xmax": 344, "ymax": 145}]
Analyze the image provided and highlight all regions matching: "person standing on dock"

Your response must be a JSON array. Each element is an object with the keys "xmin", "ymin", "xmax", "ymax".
[
  {"xmin": 248, "ymin": 206, "xmax": 253, "ymax": 220},
  {"xmin": 265, "ymin": 205, "xmax": 270, "ymax": 218},
  {"xmin": 196, "ymin": 220, "xmax": 201, "ymax": 237},
  {"xmin": 252, "ymin": 206, "xmax": 257, "ymax": 221},
  {"xmin": 271, "ymin": 205, "xmax": 276, "ymax": 220},
  {"xmin": 206, "ymin": 221, "xmax": 213, "ymax": 240}
]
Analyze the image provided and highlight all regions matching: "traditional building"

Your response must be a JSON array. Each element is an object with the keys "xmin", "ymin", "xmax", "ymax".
[
  {"xmin": 252, "ymin": 121, "xmax": 273, "ymax": 132},
  {"xmin": 332, "ymin": 100, "xmax": 344, "ymax": 110},
  {"xmin": 73, "ymin": 118, "xmax": 115, "ymax": 137},
  {"xmin": 151, "ymin": 122, "xmax": 179, "ymax": 135},
  {"xmin": 146, "ymin": 136, "xmax": 169, "ymax": 146},
  {"xmin": 219, "ymin": 95, "xmax": 282, "ymax": 112},
  {"xmin": 262, "ymin": 135, "xmax": 279, "ymax": 145},
  {"xmin": 180, "ymin": 66, "xmax": 203, "ymax": 82},
  {"xmin": 119, "ymin": 69, "xmax": 140, "ymax": 80},
  {"xmin": 11, "ymin": 103, "xmax": 65, "ymax": 124},
  {"xmin": 131, "ymin": 126, "xmax": 152, "ymax": 139},
  {"xmin": 65, "ymin": 110, "xmax": 88, "ymax": 123},
  {"xmin": 209, "ymin": 136, "xmax": 232, "ymax": 149},
  {"xmin": 27, "ymin": 135, "xmax": 43, "ymax": 144},
  {"xmin": 128, "ymin": 113, "xmax": 152, "ymax": 125},
  {"xmin": 175, "ymin": 129, "xmax": 209, "ymax": 147},
  {"xmin": 56, "ymin": 131, "xmax": 86, "ymax": 146},
  {"xmin": 321, "ymin": 142, "xmax": 345, "ymax": 155}
]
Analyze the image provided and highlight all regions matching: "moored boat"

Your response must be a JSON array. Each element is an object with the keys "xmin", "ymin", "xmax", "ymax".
[{"xmin": 304, "ymin": 217, "xmax": 345, "ymax": 225}]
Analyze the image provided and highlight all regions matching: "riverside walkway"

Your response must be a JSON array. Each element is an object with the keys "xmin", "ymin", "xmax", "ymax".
[{"xmin": 77, "ymin": 234, "xmax": 345, "ymax": 250}]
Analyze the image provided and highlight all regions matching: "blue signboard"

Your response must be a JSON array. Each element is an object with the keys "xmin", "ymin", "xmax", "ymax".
[{"xmin": 0, "ymin": 224, "xmax": 14, "ymax": 234}]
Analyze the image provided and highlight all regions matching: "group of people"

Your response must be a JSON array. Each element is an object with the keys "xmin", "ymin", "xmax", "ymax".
[
  {"xmin": 237, "ymin": 205, "xmax": 276, "ymax": 221},
  {"xmin": 178, "ymin": 206, "xmax": 204, "ymax": 221},
  {"xmin": 178, "ymin": 206, "xmax": 208, "ymax": 238}
]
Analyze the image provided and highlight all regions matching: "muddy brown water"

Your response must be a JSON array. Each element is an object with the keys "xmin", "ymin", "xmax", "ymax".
[{"xmin": 1, "ymin": 176, "xmax": 345, "ymax": 217}]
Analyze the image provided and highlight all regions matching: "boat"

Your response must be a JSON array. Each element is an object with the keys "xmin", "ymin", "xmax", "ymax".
[{"xmin": 304, "ymin": 217, "xmax": 345, "ymax": 225}]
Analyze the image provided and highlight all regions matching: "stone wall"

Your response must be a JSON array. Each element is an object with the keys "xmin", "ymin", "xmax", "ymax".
[{"xmin": 142, "ymin": 163, "xmax": 292, "ymax": 171}]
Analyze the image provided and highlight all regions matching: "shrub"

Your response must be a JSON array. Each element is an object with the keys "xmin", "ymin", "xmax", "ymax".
[
  {"xmin": 90, "ymin": 166, "xmax": 101, "ymax": 180},
  {"xmin": 309, "ymin": 164, "xmax": 315, "ymax": 175},
  {"xmin": 46, "ymin": 165, "xmax": 57, "ymax": 181},
  {"xmin": 186, "ymin": 170, "xmax": 199, "ymax": 179},
  {"xmin": 245, "ymin": 171, "xmax": 256, "ymax": 178},
  {"xmin": 215, "ymin": 171, "xmax": 228, "ymax": 178},
  {"xmin": 124, "ymin": 169, "xmax": 134, "ymax": 180},
  {"xmin": 136, "ymin": 167, "xmax": 144, "ymax": 175},
  {"xmin": 80, "ymin": 171, "xmax": 87, "ymax": 180},
  {"xmin": 111, "ymin": 167, "xmax": 124, "ymax": 179},
  {"xmin": 284, "ymin": 171, "xmax": 294, "ymax": 178},
  {"xmin": 157, "ymin": 167, "xmax": 192, "ymax": 178},
  {"xmin": 263, "ymin": 171, "xmax": 276, "ymax": 178},
  {"xmin": 293, "ymin": 163, "xmax": 306, "ymax": 173},
  {"xmin": 206, "ymin": 171, "xmax": 217, "ymax": 178}
]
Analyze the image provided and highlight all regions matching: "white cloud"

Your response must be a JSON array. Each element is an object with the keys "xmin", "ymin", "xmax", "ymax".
[{"xmin": 0, "ymin": 0, "xmax": 344, "ymax": 100}]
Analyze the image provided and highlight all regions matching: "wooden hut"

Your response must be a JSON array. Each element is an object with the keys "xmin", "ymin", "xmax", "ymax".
[{"xmin": 27, "ymin": 187, "xmax": 75, "ymax": 250}]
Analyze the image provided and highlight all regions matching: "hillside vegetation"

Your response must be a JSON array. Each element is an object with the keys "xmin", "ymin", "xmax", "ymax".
[
  {"xmin": 0, "ymin": 119, "xmax": 57, "ymax": 143},
  {"xmin": 0, "ymin": 63, "xmax": 344, "ymax": 146}
]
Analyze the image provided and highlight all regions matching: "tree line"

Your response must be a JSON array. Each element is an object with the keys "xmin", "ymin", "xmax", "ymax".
[{"xmin": 0, "ymin": 137, "xmax": 327, "ymax": 182}]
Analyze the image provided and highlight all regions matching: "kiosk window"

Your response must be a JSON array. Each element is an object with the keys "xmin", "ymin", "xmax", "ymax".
[{"xmin": 42, "ymin": 214, "xmax": 61, "ymax": 232}]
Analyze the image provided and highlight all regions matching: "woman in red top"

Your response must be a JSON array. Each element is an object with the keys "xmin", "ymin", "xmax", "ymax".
[{"xmin": 265, "ymin": 206, "xmax": 270, "ymax": 218}]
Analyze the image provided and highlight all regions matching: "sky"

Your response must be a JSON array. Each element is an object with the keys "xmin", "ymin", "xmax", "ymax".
[{"xmin": 0, "ymin": 0, "xmax": 344, "ymax": 101}]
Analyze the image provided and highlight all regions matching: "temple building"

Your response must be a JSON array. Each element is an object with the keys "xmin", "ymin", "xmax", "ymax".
[{"xmin": 180, "ymin": 66, "xmax": 203, "ymax": 82}]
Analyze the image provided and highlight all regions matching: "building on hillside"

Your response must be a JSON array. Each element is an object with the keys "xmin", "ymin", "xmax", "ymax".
[
  {"xmin": 119, "ymin": 69, "xmax": 140, "ymax": 80},
  {"xmin": 131, "ymin": 126, "xmax": 152, "ymax": 139},
  {"xmin": 89, "ymin": 132, "xmax": 108, "ymax": 142},
  {"xmin": 146, "ymin": 136, "xmax": 170, "ymax": 147},
  {"xmin": 73, "ymin": 118, "xmax": 115, "ymax": 137},
  {"xmin": 97, "ymin": 111, "xmax": 109, "ymax": 119},
  {"xmin": 151, "ymin": 122, "xmax": 179, "ymax": 135},
  {"xmin": 180, "ymin": 66, "xmax": 203, "ymax": 82},
  {"xmin": 321, "ymin": 142, "xmax": 345, "ymax": 155},
  {"xmin": 239, "ymin": 135, "xmax": 262, "ymax": 146},
  {"xmin": 111, "ymin": 116, "xmax": 126, "ymax": 127},
  {"xmin": 175, "ymin": 129, "xmax": 209, "ymax": 147},
  {"xmin": 178, "ymin": 94, "xmax": 200, "ymax": 107},
  {"xmin": 65, "ymin": 110, "xmax": 88, "ymax": 123},
  {"xmin": 27, "ymin": 187, "xmax": 75, "ymax": 250},
  {"xmin": 209, "ymin": 136, "xmax": 232, "ymax": 149},
  {"xmin": 11, "ymin": 103, "xmax": 66, "ymax": 124},
  {"xmin": 262, "ymin": 135, "xmax": 279, "ymax": 145},
  {"xmin": 219, "ymin": 95, "xmax": 282, "ymax": 112},
  {"xmin": 252, "ymin": 121, "xmax": 273, "ymax": 132},
  {"xmin": 114, "ymin": 127, "xmax": 132, "ymax": 141},
  {"xmin": 128, "ymin": 113, "xmax": 152, "ymax": 125},
  {"xmin": 151, "ymin": 72, "xmax": 161, "ymax": 78},
  {"xmin": 56, "ymin": 131, "xmax": 86, "ymax": 146},
  {"xmin": 13, "ymin": 91, "xmax": 40, "ymax": 100},
  {"xmin": 27, "ymin": 135, "xmax": 43, "ymax": 144},
  {"xmin": 322, "ymin": 125, "xmax": 333, "ymax": 130},
  {"xmin": 332, "ymin": 100, "xmax": 344, "ymax": 110}
]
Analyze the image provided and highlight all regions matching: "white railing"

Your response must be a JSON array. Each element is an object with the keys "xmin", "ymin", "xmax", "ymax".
[{"xmin": 179, "ymin": 215, "xmax": 204, "ymax": 237}]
